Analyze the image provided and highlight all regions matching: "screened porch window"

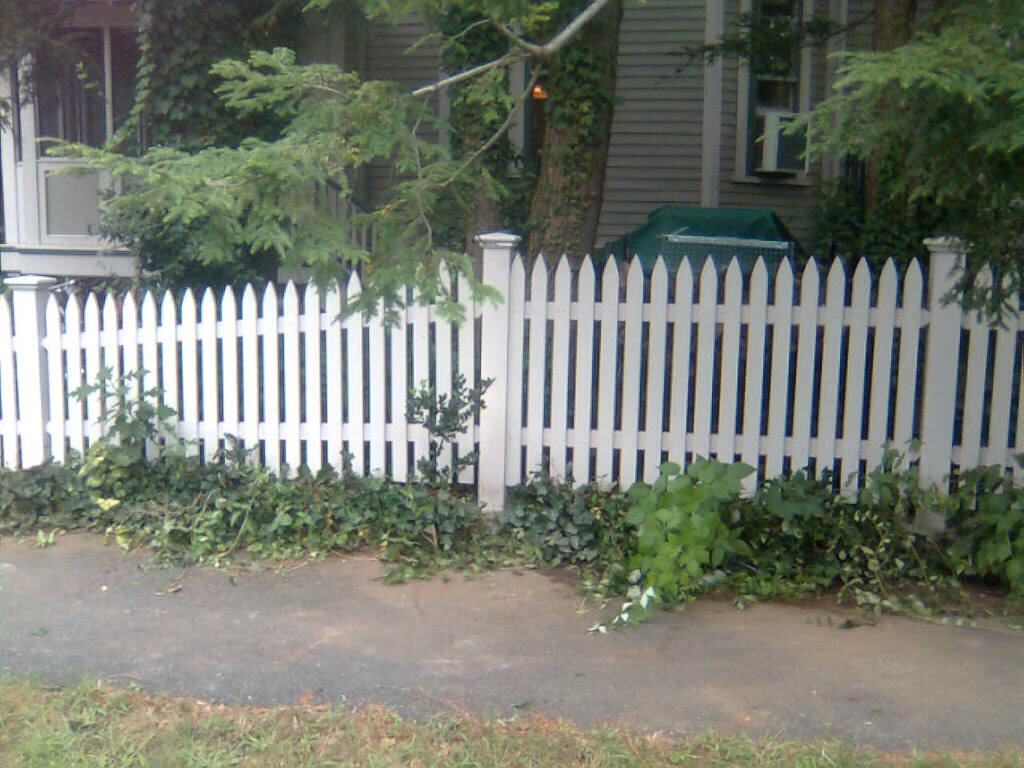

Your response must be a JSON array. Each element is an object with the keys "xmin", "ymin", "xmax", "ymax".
[{"xmin": 34, "ymin": 26, "xmax": 138, "ymax": 148}]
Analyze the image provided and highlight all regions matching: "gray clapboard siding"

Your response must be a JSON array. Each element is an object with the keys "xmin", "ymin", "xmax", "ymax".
[
  {"xmin": 363, "ymin": 15, "xmax": 440, "ymax": 209},
  {"xmin": 717, "ymin": 0, "xmax": 828, "ymax": 249},
  {"xmin": 595, "ymin": 0, "xmax": 706, "ymax": 247}
]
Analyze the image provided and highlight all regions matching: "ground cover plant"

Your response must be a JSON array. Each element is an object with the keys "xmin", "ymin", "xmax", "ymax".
[
  {"xmin": 0, "ymin": 370, "xmax": 1022, "ymax": 625},
  {"xmin": 1, "ymin": 678, "xmax": 1021, "ymax": 768}
]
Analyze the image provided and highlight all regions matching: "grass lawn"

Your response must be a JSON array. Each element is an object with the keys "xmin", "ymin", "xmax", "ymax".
[{"xmin": 0, "ymin": 678, "xmax": 1020, "ymax": 767}]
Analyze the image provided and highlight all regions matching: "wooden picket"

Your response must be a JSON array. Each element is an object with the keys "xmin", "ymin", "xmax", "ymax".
[
  {"xmin": 44, "ymin": 295, "xmax": 65, "ymax": 464},
  {"xmin": 0, "ymin": 294, "xmax": 16, "ymax": 467},
  {"xmin": 741, "ymin": 259, "xmax": 768, "ymax": 491},
  {"xmin": 65, "ymin": 293, "xmax": 85, "ymax": 455},
  {"xmin": 1, "ymin": 242, "xmax": 1022, "ymax": 511},
  {"xmin": 643, "ymin": 260, "xmax": 669, "ymax": 484}
]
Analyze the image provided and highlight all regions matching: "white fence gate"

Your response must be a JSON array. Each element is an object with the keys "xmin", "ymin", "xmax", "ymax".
[{"xmin": 1, "ymin": 234, "xmax": 1022, "ymax": 512}]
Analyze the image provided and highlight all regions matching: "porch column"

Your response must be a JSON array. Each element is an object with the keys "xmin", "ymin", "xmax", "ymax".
[{"xmin": 475, "ymin": 231, "xmax": 521, "ymax": 513}]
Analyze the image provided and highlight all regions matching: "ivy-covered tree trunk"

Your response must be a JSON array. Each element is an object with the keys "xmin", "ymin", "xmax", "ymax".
[
  {"xmin": 526, "ymin": 0, "xmax": 622, "ymax": 261},
  {"xmin": 863, "ymin": 0, "xmax": 918, "ymax": 214},
  {"xmin": 435, "ymin": 10, "xmax": 513, "ymax": 252}
]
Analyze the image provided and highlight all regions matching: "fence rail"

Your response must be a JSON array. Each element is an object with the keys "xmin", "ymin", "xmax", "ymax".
[{"xmin": 1, "ymin": 235, "xmax": 1022, "ymax": 514}]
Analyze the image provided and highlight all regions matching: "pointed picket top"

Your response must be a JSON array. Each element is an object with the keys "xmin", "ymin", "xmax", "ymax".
[
  {"xmin": 577, "ymin": 253, "xmax": 595, "ymax": 285},
  {"xmin": 878, "ymin": 259, "xmax": 898, "ymax": 307},
  {"xmin": 904, "ymin": 259, "xmax": 923, "ymax": 306},
  {"xmin": 121, "ymin": 292, "xmax": 139, "ymax": 375},
  {"xmin": 699, "ymin": 256, "xmax": 718, "ymax": 302},
  {"xmin": 140, "ymin": 290, "xmax": 157, "ymax": 321},
  {"xmin": 322, "ymin": 278, "xmax": 341, "ymax": 318},
  {"xmin": 84, "ymin": 292, "xmax": 101, "ymax": 324},
  {"xmin": 157, "ymin": 288, "xmax": 173, "ymax": 321},
  {"xmin": 624, "ymin": 254, "xmax": 642, "ymax": 292},
  {"xmin": 724, "ymin": 257, "xmax": 742, "ymax": 301},
  {"xmin": 650, "ymin": 257, "xmax": 668, "ymax": 300},
  {"xmin": 122, "ymin": 290, "xmax": 137, "ymax": 321},
  {"xmin": 262, "ymin": 281, "xmax": 279, "ymax": 315},
  {"xmin": 826, "ymin": 256, "xmax": 846, "ymax": 295},
  {"xmin": 725, "ymin": 255, "xmax": 743, "ymax": 286},
  {"xmin": 239, "ymin": 283, "xmax": 256, "ymax": 315},
  {"xmin": 601, "ymin": 253, "xmax": 619, "ymax": 296},
  {"xmin": 852, "ymin": 258, "xmax": 872, "ymax": 306},
  {"xmin": 510, "ymin": 253, "xmax": 526, "ymax": 288},
  {"xmin": 800, "ymin": 258, "xmax": 820, "ymax": 301},
  {"xmin": 64, "ymin": 291, "xmax": 81, "ymax": 330},
  {"xmin": 303, "ymin": 281, "xmax": 321, "ymax": 314},
  {"xmin": 181, "ymin": 288, "xmax": 197, "ymax": 321},
  {"xmin": 529, "ymin": 253, "xmax": 548, "ymax": 302},
  {"xmin": 553, "ymin": 254, "xmax": 571, "ymax": 299},
  {"xmin": 102, "ymin": 290, "xmax": 119, "ymax": 316},
  {"xmin": 675, "ymin": 256, "xmax": 694, "ymax": 304},
  {"xmin": 200, "ymin": 286, "xmax": 218, "ymax": 318},
  {"xmin": 102, "ymin": 292, "xmax": 119, "ymax": 334},
  {"xmin": 973, "ymin": 264, "xmax": 995, "ymax": 294},
  {"xmin": 749, "ymin": 256, "xmax": 768, "ymax": 299},
  {"xmin": 774, "ymin": 256, "xmax": 793, "ymax": 295},
  {"xmin": 345, "ymin": 270, "xmax": 362, "ymax": 305},
  {"xmin": 221, "ymin": 284, "xmax": 237, "ymax": 318},
  {"xmin": 283, "ymin": 280, "xmax": 300, "ymax": 316}
]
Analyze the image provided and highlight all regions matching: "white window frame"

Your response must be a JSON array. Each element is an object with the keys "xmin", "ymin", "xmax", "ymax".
[
  {"xmin": 33, "ymin": 22, "xmax": 134, "ymax": 248},
  {"xmin": 733, "ymin": 0, "xmax": 814, "ymax": 183}
]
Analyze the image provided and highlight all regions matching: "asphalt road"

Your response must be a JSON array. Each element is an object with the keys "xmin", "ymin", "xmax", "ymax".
[{"xmin": 1, "ymin": 533, "xmax": 1022, "ymax": 751}]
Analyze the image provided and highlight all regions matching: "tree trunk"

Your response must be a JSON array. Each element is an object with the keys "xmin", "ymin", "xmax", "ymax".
[
  {"xmin": 527, "ymin": 0, "xmax": 623, "ymax": 262},
  {"xmin": 863, "ymin": 0, "xmax": 917, "ymax": 213}
]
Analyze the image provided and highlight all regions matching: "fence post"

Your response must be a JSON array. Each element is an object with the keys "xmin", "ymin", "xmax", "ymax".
[
  {"xmin": 918, "ymin": 238, "xmax": 962, "ymax": 528},
  {"xmin": 5, "ymin": 275, "xmax": 56, "ymax": 467},
  {"xmin": 475, "ymin": 231, "xmax": 521, "ymax": 513}
]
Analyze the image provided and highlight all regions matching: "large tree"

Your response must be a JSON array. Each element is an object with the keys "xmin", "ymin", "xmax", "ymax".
[
  {"xmin": 806, "ymin": 0, "xmax": 1024, "ymax": 319},
  {"xmin": 44, "ymin": 0, "xmax": 622, "ymax": 313},
  {"xmin": 690, "ymin": 0, "xmax": 1023, "ymax": 318}
]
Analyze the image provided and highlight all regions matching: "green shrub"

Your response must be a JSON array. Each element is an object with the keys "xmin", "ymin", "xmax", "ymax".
[
  {"xmin": 504, "ymin": 470, "xmax": 632, "ymax": 568},
  {"xmin": 945, "ymin": 465, "xmax": 1024, "ymax": 596},
  {"xmin": 624, "ymin": 459, "xmax": 752, "ymax": 611},
  {"xmin": 0, "ymin": 461, "xmax": 97, "ymax": 533}
]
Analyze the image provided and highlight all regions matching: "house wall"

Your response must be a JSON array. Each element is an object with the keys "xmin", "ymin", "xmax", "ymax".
[
  {"xmin": 596, "ymin": 0, "xmax": 867, "ymax": 253},
  {"xmin": 362, "ymin": 15, "xmax": 440, "ymax": 210},
  {"xmin": 716, "ymin": 0, "xmax": 828, "ymax": 250},
  {"xmin": 297, "ymin": 1, "xmax": 365, "ymax": 74},
  {"xmin": 595, "ymin": 0, "xmax": 706, "ymax": 247}
]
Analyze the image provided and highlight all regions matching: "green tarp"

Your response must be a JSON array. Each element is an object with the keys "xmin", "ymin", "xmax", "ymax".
[{"xmin": 596, "ymin": 205, "xmax": 804, "ymax": 273}]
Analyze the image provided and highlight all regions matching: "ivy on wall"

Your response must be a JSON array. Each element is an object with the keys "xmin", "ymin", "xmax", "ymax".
[
  {"xmin": 99, "ymin": 0, "xmax": 305, "ymax": 288},
  {"xmin": 123, "ymin": 0, "xmax": 303, "ymax": 152}
]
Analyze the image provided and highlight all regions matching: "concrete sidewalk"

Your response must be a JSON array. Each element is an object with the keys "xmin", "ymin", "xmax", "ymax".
[{"xmin": 1, "ymin": 533, "xmax": 1022, "ymax": 751}]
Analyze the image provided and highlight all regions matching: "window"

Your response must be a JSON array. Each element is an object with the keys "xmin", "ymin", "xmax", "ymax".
[
  {"xmin": 34, "ymin": 26, "xmax": 139, "ymax": 148},
  {"xmin": 738, "ymin": 0, "xmax": 810, "ymax": 177}
]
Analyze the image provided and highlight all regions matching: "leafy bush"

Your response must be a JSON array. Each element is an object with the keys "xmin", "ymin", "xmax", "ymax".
[
  {"xmin": 625, "ymin": 459, "xmax": 752, "ymax": 611},
  {"xmin": 0, "ymin": 461, "xmax": 96, "ymax": 533},
  {"xmin": 735, "ymin": 454, "xmax": 952, "ymax": 616},
  {"xmin": 944, "ymin": 465, "xmax": 1024, "ymax": 596},
  {"xmin": 504, "ymin": 470, "xmax": 632, "ymax": 568}
]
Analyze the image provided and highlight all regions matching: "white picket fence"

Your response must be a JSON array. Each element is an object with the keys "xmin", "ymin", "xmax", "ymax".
[{"xmin": 1, "ymin": 234, "xmax": 1022, "ymax": 512}]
